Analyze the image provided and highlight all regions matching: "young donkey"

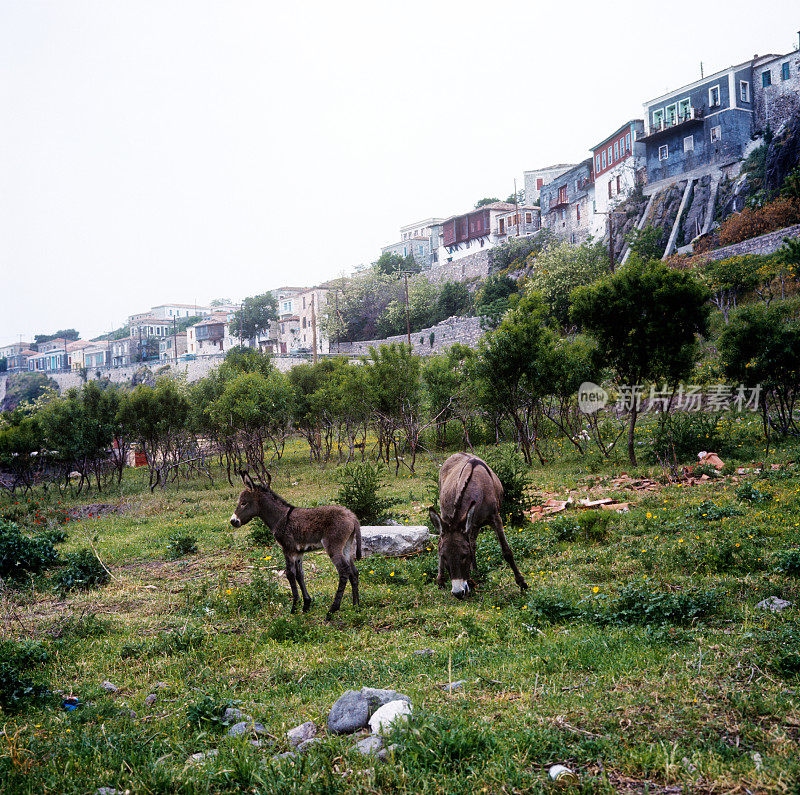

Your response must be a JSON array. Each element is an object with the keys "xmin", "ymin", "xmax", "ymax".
[
  {"xmin": 230, "ymin": 472, "xmax": 361, "ymax": 620},
  {"xmin": 429, "ymin": 453, "xmax": 528, "ymax": 599}
]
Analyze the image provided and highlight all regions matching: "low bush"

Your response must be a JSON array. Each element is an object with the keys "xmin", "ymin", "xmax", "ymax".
[
  {"xmin": 186, "ymin": 694, "xmax": 237, "ymax": 730},
  {"xmin": 335, "ymin": 461, "xmax": 398, "ymax": 525},
  {"xmin": 736, "ymin": 483, "xmax": 773, "ymax": 504},
  {"xmin": 247, "ymin": 519, "xmax": 273, "ymax": 546},
  {"xmin": 775, "ymin": 549, "xmax": 800, "ymax": 577},
  {"xmin": 548, "ymin": 511, "xmax": 615, "ymax": 544},
  {"xmin": 55, "ymin": 548, "xmax": 109, "ymax": 593},
  {"xmin": 166, "ymin": 534, "xmax": 198, "ymax": 558},
  {"xmin": 0, "ymin": 639, "xmax": 52, "ymax": 713},
  {"xmin": 483, "ymin": 445, "xmax": 535, "ymax": 526},
  {"xmin": 0, "ymin": 519, "xmax": 60, "ymax": 581},
  {"xmin": 266, "ymin": 616, "xmax": 322, "ymax": 644}
]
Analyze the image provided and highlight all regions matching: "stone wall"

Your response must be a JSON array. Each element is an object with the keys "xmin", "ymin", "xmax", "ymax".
[
  {"xmin": 336, "ymin": 316, "xmax": 484, "ymax": 357},
  {"xmin": 425, "ymin": 249, "xmax": 490, "ymax": 285},
  {"xmin": 701, "ymin": 222, "xmax": 800, "ymax": 261}
]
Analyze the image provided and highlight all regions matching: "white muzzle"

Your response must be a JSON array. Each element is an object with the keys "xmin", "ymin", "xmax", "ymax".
[{"xmin": 451, "ymin": 579, "xmax": 469, "ymax": 598}]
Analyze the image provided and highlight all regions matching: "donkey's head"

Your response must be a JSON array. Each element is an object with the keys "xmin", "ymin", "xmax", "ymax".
[
  {"xmin": 428, "ymin": 504, "xmax": 478, "ymax": 599},
  {"xmin": 230, "ymin": 471, "xmax": 270, "ymax": 528}
]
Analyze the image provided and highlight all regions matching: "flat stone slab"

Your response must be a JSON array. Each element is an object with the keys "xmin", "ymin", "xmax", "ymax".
[
  {"xmin": 756, "ymin": 596, "xmax": 793, "ymax": 613},
  {"xmin": 360, "ymin": 526, "xmax": 431, "ymax": 557}
]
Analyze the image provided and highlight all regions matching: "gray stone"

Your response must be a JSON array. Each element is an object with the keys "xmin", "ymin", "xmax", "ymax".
[
  {"xmin": 223, "ymin": 707, "xmax": 249, "ymax": 723},
  {"xmin": 414, "ymin": 649, "xmax": 434, "ymax": 656},
  {"xmin": 369, "ymin": 700, "xmax": 412, "ymax": 735},
  {"xmin": 145, "ymin": 693, "xmax": 157, "ymax": 707},
  {"xmin": 153, "ymin": 682, "xmax": 167, "ymax": 689},
  {"xmin": 328, "ymin": 687, "xmax": 411, "ymax": 735},
  {"xmin": 96, "ymin": 789, "xmax": 119, "ymax": 795},
  {"xmin": 360, "ymin": 526, "xmax": 431, "ymax": 557},
  {"xmin": 296, "ymin": 737, "xmax": 320, "ymax": 753},
  {"xmin": 377, "ymin": 743, "xmax": 399, "ymax": 761},
  {"xmin": 228, "ymin": 721, "xmax": 267, "ymax": 737},
  {"xmin": 188, "ymin": 749, "xmax": 218, "ymax": 763},
  {"xmin": 272, "ymin": 751, "xmax": 298, "ymax": 762},
  {"xmin": 353, "ymin": 735, "xmax": 383, "ymax": 756},
  {"xmin": 100, "ymin": 681, "xmax": 118, "ymax": 693},
  {"xmin": 442, "ymin": 680, "xmax": 466, "ymax": 691},
  {"xmin": 756, "ymin": 596, "xmax": 793, "ymax": 613},
  {"xmin": 287, "ymin": 720, "xmax": 317, "ymax": 748}
]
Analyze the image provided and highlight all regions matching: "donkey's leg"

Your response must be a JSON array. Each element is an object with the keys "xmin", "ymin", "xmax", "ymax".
[
  {"xmin": 296, "ymin": 558, "xmax": 313, "ymax": 613},
  {"xmin": 436, "ymin": 536, "xmax": 447, "ymax": 588},
  {"xmin": 491, "ymin": 514, "xmax": 529, "ymax": 591},
  {"xmin": 284, "ymin": 555, "xmax": 301, "ymax": 614},
  {"xmin": 325, "ymin": 552, "xmax": 351, "ymax": 620},
  {"xmin": 344, "ymin": 535, "xmax": 360, "ymax": 608}
]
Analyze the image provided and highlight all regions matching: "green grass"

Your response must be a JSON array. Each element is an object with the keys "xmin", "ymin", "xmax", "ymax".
[{"xmin": 1, "ymin": 434, "xmax": 799, "ymax": 793}]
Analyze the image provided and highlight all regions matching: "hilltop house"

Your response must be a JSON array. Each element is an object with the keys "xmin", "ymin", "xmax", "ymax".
[
  {"xmin": 27, "ymin": 338, "xmax": 70, "ymax": 373},
  {"xmin": 159, "ymin": 332, "xmax": 187, "ymax": 361},
  {"xmin": 540, "ymin": 160, "xmax": 595, "ymax": 243},
  {"xmin": 523, "ymin": 164, "xmax": 575, "ymax": 205},
  {"xmin": 753, "ymin": 38, "xmax": 800, "ymax": 132},
  {"xmin": 0, "ymin": 342, "xmax": 34, "ymax": 373},
  {"xmin": 591, "ymin": 120, "xmax": 646, "ymax": 237},
  {"xmin": 381, "ymin": 218, "xmax": 445, "ymax": 270},
  {"xmin": 187, "ymin": 315, "xmax": 235, "ymax": 357},
  {"xmin": 295, "ymin": 286, "xmax": 330, "ymax": 355},
  {"xmin": 439, "ymin": 201, "xmax": 539, "ymax": 263},
  {"xmin": 640, "ymin": 59, "xmax": 759, "ymax": 186}
]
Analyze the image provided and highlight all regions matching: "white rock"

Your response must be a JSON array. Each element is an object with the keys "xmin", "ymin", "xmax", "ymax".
[
  {"xmin": 360, "ymin": 526, "xmax": 431, "ymax": 556},
  {"xmin": 442, "ymin": 680, "xmax": 466, "ymax": 691},
  {"xmin": 353, "ymin": 735, "xmax": 383, "ymax": 756},
  {"xmin": 756, "ymin": 596, "xmax": 793, "ymax": 613},
  {"xmin": 100, "ymin": 681, "xmax": 118, "ymax": 693},
  {"xmin": 188, "ymin": 750, "xmax": 218, "ymax": 763},
  {"xmin": 368, "ymin": 699, "xmax": 412, "ymax": 735}
]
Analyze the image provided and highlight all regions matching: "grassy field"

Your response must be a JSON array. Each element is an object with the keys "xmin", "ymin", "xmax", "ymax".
[{"xmin": 1, "ymin": 433, "xmax": 800, "ymax": 794}]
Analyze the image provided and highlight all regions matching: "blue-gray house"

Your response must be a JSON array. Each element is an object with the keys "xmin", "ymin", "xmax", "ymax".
[{"xmin": 641, "ymin": 59, "xmax": 756, "ymax": 185}]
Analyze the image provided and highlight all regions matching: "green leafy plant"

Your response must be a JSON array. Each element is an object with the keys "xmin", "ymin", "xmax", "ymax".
[
  {"xmin": 335, "ymin": 461, "xmax": 398, "ymax": 525},
  {"xmin": 186, "ymin": 694, "xmax": 236, "ymax": 730},
  {"xmin": 247, "ymin": 519, "xmax": 273, "ymax": 546},
  {"xmin": 55, "ymin": 547, "xmax": 110, "ymax": 593},
  {"xmin": 166, "ymin": 534, "xmax": 198, "ymax": 559},
  {"xmin": 775, "ymin": 549, "xmax": 800, "ymax": 577},
  {"xmin": 483, "ymin": 445, "xmax": 535, "ymax": 525},
  {"xmin": 736, "ymin": 483, "xmax": 772, "ymax": 504},
  {"xmin": 0, "ymin": 519, "xmax": 60, "ymax": 581},
  {"xmin": 0, "ymin": 639, "xmax": 52, "ymax": 713}
]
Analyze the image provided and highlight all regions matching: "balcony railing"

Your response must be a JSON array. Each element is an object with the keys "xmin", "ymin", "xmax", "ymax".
[{"xmin": 642, "ymin": 107, "xmax": 704, "ymax": 141}]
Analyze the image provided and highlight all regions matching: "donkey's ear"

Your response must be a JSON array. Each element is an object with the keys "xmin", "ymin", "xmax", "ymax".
[
  {"xmin": 241, "ymin": 471, "xmax": 256, "ymax": 491},
  {"xmin": 428, "ymin": 508, "xmax": 443, "ymax": 535},
  {"xmin": 465, "ymin": 502, "xmax": 478, "ymax": 534}
]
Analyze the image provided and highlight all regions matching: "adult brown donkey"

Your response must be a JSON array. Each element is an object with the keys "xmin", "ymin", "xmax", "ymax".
[
  {"xmin": 229, "ymin": 471, "xmax": 361, "ymax": 620},
  {"xmin": 429, "ymin": 453, "xmax": 528, "ymax": 599}
]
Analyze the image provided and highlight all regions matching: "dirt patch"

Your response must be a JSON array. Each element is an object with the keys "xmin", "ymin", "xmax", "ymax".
[{"xmin": 68, "ymin": 502, "xmax": 130, "ymax": 520}]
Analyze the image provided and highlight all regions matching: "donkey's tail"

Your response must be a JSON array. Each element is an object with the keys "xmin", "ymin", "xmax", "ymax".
[{"xmin": 355, "ymin": 520, "xmax": 362, "ymax": 560}]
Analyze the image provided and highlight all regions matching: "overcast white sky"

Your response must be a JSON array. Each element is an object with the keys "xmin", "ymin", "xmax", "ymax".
[{"xmin": 1, "ymin": 1, "xmax": 798, "ymax": 342}]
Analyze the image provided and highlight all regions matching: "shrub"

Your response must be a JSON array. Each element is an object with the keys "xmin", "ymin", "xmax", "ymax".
[
  {"xmin": 335, "ymin": 462, "xmax": 398, "ymax": 525},
  {"xmin": 606, "ymin": 582, "xmax": 719, "ymax": 626},
  {"xmin": 55, "ymin": 548, "xmax": 109, "ymax": 593},
  {"xmin": 266, "ymin": 616, "xmax": 321, "ymax": 644},
  {"xmin": 483, "ymin": 445, "xmax": 534, "ymax": 526},
  {"xmin": 247, "ymin": 519, "xmax": 273, "ymax": 546},
  {"xmin": 0, "ymin": 639, "xmax": 52, "ymax": 713},
  {"xmin": 548, "ymin": 512, "xmax": 614, "ymax": 544},
  {"xmin": 0, "ymin": 519, "xmax": 60, "ymax": 581},
  {"xmin": 717, "ymin": 196, "xmax": 800, "ymax": 247},
  {"xmin": 186, "ymin": 694, "xmax": 236, "ymax": 730},
  {"xmin": 736, "ymin": 483, "xmax": 772, "ymax": 504},
  {"xmin": 166, "ymin": 534, "xmax": 198, "ymax": 559},
  {"xmin": 55, "ymin": 613, "xmax": 115, "ymax": 639},
  {"xmin": 775, "ymin": 549, "xmax": 800, "ymax": 577},
  {"xmin": 645, "ymin": 411, "xmax": 726, "ymax": 464}
]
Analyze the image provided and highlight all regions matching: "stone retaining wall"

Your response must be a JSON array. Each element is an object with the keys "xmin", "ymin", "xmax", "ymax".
[
  {"xmin": 336, "ymin": 316, "xmax": 484, "ymax": 357},
  {"xmin": 424, "ymin": 249, "xmax": 490, "ymax": 285},
  {"xmin": 701, "ymin": 223, "xmax": 800, "ymax": 261}
]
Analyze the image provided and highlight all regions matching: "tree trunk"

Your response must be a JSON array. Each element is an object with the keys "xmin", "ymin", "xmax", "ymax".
[{"xmin": 627, "ymin": 402, "xmax": 638, "ymax": 467}]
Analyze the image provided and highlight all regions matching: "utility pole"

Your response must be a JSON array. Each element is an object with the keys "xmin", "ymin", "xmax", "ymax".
[
  {"xmin": 173, "ymin": 317, "xmax": 178, "ymax": 363},
  {"xmin": 609, "ymin": 212, "xmax": 615, "ymax": 272},
  {"xmin": 514, "ymin": 178, "xmax": 519, "ymax": 236},
  {"xmin": 311, "ymin": 293, "xmax": 318, "ymax": 364},
  {"xmin": 402, "ymin": 271, "xmax": 411, "ymax": 348}
]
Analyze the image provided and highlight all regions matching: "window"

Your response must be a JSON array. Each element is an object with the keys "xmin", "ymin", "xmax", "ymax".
[
  {"xmin": 576, "ymin": 202, "xmax": 581, "ymax": 222},
  {"xmin": 608, "ymin": 181, "xmax": 613, "ymax": 199},
  {"xmin": 652, "ymin": 109, "xmax": 664, "ymax": 131},
  {"xmin": 709, "ymin": 85, "xmax": 720, "ymax": 107},
  {"xmin": 625, "ymin": 133, "xmax": 631, "ymax": 151},
  {"xmin": 710, "ymin": 126, "xmax": 721, "ymax": 142},
  {"xmin": 739, "ymin": 80, "xmax": 750, "ymax": 102},
  {"xmin": 536, "ymin": 178, "xmax": 543, "ymax": 189},
  {"xmin": 782, "ymin": 62, "xmax": 791, "ymax": 81},
  {"xmin": 498, "ymin": 218, "xmax": 504, "ymax": 233},
  {"xmin": 659, "ymin": 144, "xmax": 668, "ymax": 161},
  {"xmin": 616, "ymin": 175, "xmax": 621, "ymax": 193},
  {"xmin": 678, "ymin": 98, "xmax": 692, "ymax": 121},
  {"xmin": 558, "ymin": 186, "xmax": 567, "ymax": 204},
  {"xmin": 525, "ymin": 212, "xmax": 532, "ymax": 223},
  {"xmin": 684, "ymin": 135, "xmax": 694, "ymax": 153},
  {"xmin": 596, "ymin": 155, "xmax": 601, "ymax": 172},
  {"xmin": 665, "ymin": 103, "xmax": 677, "ymax": 125},
  {"xmin": 607, "ymin": 145, "xmax": 612, "ymax": 164},
  {"xmin": 614, "ymin": 141, "xmax": 619, "ymax": 159},
  {"xmin": 602, "ymin": 151, "xmax": 607, "ymax": 169},
  {"xmin": 762, "ymin": 70, "xmax": 772, "ymax": 87}
]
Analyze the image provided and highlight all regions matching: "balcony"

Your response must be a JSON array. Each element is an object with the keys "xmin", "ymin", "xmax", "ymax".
[{"xmin": 640, "ymin": 107, "xmax": 704, "ymax": 142}]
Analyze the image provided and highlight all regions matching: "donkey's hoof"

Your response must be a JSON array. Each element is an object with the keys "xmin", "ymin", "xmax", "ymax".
[
  {"xmin": 302, "ymin": 600, "xmax": 312, "ymax": 613},
  {"xmin": 518, "ymin": 580, "xmax": 529, "ymax": 591}
]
